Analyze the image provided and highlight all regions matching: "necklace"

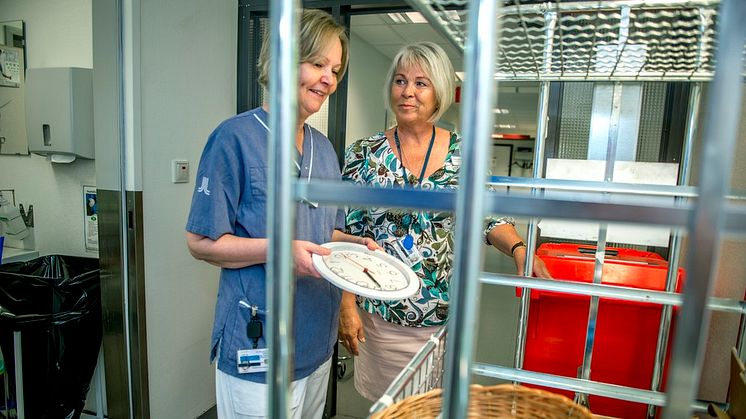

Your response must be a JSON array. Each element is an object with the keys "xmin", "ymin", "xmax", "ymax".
[
  {"xmin": 394, "ymin": 125, "xmax": 436, "ymax": 186},
  {"xmin": 252, "ymin": 112, "xmax": 313, "ymax": 181}
]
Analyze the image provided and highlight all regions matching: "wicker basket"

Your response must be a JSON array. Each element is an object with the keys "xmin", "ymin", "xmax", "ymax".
[{"xmin": 370, "ymin": 384, "xmax": 595, "ymax": 418}]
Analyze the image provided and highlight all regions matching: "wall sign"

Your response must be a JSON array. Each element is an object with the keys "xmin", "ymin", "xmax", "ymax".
[{"xmin": 84, "ymin": 185, "xmax": 98, "ymax": 252}]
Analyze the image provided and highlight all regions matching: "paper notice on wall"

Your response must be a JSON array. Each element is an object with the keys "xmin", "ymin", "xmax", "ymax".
[
  {"xmin": 84, "ymin": 185, "xmax": 98, "ymax": 251},
  {"xmin": 0, "ymin": 45, "xmax": 23, "ymax": 87}
]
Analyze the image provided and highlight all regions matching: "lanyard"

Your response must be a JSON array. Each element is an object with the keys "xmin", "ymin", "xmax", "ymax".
[
  {"xmin": 394, "ymin": 125, "xmax": 436, "ymax": 186},
  {"xmin": 253, "ymin": 113, "xmax": 313, "ymax": 182}
]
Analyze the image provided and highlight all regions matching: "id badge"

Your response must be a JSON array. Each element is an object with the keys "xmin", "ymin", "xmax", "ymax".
[
  {"xmin": 237, "ymin": 348, "xmax": 269, "ymax": 374},
  {"xmin": 385, "ymin": 234, "xmax": 423, "ymax": 267}
]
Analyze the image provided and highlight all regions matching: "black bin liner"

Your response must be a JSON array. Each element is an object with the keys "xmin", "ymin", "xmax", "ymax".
[{"xmin": 0, "ymin": 255, "xmax": 102, "ymax": 419}]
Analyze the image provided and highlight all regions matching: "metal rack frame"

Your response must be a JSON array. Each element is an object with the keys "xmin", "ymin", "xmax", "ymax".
[
  {"xmin": 261, "ymin": 0, "xmax": 745, "ymax": 418},
  {"xmin": 413, "ymin": 0, "xmax": 728, "ymax": 81}
]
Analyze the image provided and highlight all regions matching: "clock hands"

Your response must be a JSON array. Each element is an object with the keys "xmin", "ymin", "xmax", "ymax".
[{"xmin": 341, "ymin": 253, "xmax": 382, "ymax": 288}]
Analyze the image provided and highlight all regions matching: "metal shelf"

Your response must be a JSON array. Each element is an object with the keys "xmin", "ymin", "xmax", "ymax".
[{"xmin": 409, "ymin": 0, "xmax": 734, "ymax": 81}]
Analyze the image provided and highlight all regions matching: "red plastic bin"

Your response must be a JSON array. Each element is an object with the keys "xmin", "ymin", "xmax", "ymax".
[{"xmin": 520, "ymin": 243, "xmax": 684, "ymax": 418}]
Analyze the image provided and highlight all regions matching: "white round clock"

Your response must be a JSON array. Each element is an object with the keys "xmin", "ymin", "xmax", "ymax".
[{"xmin": 312, "ymin": 242, "xmax": 420, "ymax": 300}]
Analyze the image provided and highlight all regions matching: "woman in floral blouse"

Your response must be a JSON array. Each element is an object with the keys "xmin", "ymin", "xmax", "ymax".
[{"xmin": 339, "ymin": 41, "xmax": 551, "ymax": 401}]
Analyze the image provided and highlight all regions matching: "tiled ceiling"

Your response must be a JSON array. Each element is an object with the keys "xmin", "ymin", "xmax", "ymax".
[{"xmin": 350, "ymin": 13, "xmax": 541, "ymax": 136}]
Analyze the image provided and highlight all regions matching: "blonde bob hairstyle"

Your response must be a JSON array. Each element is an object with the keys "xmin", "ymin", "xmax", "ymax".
[
  {"xmin": 383, "ymin": 41, "xmax": 455, "ymax": 123},
  {"xmin": 257, "ymin": 9, "xmax": 349, "ymax": 91}
]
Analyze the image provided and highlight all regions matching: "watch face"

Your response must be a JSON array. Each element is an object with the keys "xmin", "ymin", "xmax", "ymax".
[{"xmin": 312, "ymin": 242, "xmax": 420, "ymax": 300}]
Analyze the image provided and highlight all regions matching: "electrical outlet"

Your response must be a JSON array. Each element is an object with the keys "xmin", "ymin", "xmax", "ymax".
[{"xmin": 0, "ymin": 189, "xmax": 15, "ymax": 205}]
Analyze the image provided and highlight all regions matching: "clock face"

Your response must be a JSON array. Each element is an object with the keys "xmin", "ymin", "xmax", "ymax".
[{"xmin": 312, "ymin": 242, "xmax": 420, "ymax": 300}]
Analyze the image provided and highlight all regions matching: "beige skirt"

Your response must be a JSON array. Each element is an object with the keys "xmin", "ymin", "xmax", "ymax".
[{"xmin": 353, "ymin": 307, "xmax": 441, "ymax": 401}]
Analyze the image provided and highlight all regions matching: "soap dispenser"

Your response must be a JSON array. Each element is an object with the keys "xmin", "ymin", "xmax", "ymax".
[{"xmin": 0, "ymin": 195, "xmax": 29, "ymax": 241}]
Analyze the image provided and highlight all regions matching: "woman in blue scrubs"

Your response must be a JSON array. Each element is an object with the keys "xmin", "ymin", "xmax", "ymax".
[{"xmin": 185, "ymin": 9, "xmax": 374, "ymax": 419}]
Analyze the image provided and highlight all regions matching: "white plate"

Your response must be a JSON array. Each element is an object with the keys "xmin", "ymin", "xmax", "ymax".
[{"xmin": 312, "ymin": 242, "xmax": 420, "ymax": 300}]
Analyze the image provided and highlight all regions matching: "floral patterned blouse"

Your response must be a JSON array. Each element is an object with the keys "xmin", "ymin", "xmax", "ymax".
[{"xmin": 342, "ymin": 132, "xmax": 509, "ymax": 327}]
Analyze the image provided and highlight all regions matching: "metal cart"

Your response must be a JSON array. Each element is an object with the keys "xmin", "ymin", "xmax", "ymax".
[
  {"xmin": 369, "ymin": 326, "xmax": 449, "ymax": 413},
  {"xmin": 260, "ymin": 0, "xmax": 745, "ymax": 417}
]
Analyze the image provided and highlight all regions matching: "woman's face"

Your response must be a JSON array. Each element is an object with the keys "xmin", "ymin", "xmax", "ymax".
[
  {"xmin": 298, "ymin": 36, "xmax": 343, "ymax": 122},
  {"xmin": 390, "ymin": 65, "xmax": 437, "ymax": 126}
]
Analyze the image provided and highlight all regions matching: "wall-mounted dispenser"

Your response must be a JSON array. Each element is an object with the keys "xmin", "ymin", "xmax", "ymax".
[{"xmin": 25, "ymin": 67, "xmax": 94, "ymax": 163}]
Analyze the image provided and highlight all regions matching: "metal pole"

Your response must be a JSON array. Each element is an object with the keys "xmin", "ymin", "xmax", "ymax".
[
  {"xmin": 514, "ymin": 80, "xmax": 551, "ymax": 370},
  {"xmin": 664, "ymin": 0, "xmax": 745, "ymax": 416},
  {"xmin": 13, "ymin": 331, "xmax": 23, "ymax": 419},
  {"xmin": 647, "ymin": 82, "xmax": 701, "ymax": 418},
  {"xmin": 576, "ymin": 78, "xmax": 623, "ymax": 406},
  {"xmin": 481, "ymin": 274, "xmax": 746, "ymax": 314},
  {"xmin": 119, "ymin": 0, "xmax": 136, "ymax": 416},
  {"xmin": 266, "ymin": 1, "xmax": 299, "ymax": 418},
  {"xmin": 513, "ymin": 5, "xmax": 554, "ymax": 373},
  {"xmin": 442, "ymin": 0, "xmax": 499, "ymax": 416}
]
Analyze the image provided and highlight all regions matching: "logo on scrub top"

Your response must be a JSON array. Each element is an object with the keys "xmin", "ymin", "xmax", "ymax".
[{"xmin": 197, "ymin": 177, "xmax": 211, "ymax": 196}]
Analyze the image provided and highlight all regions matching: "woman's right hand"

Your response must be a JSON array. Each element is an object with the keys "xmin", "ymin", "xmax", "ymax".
[
  {"xmin": 292, "ymin": 240, "xmax": 331, "ymax": 278},
  {"xmin": 339, "ymin": 292, "xmax": 365, "ymax": 355}
]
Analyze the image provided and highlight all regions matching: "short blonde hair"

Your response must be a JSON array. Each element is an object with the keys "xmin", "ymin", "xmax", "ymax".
[
  {"xmin": 383, "ymin": 41, "xmax": 455, "ymax": 123},
  {"xmin": 258, "ymin": 9, "xmax": 349, "ymax": 90}
]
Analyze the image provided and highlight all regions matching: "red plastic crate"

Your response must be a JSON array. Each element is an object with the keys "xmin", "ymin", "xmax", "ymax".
[{"xmin": 520, "ymin": 243, "xmax": 684, "ymax": 418}]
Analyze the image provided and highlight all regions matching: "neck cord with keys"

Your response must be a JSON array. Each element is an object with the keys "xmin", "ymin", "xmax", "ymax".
[
  {"xmin": 253, "ymin": 112, "xmax": 314, "ymax": 183},
  {"xmin": 394, "ymin": 125, "xmax": 436, "ymax": 186}
]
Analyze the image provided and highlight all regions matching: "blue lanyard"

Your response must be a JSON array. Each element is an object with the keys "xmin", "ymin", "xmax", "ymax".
[{"xmin": 394, "ymin": 125, "xmax": 436, "ymax": 186}]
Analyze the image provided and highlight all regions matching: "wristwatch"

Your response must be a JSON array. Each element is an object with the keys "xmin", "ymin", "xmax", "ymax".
[{"xmin": 510, "ymin": 241, "xmax": 527, "ymax": 255}]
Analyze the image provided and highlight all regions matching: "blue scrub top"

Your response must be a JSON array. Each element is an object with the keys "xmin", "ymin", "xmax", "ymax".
[{"xmin": 186, "ymin": 107, "xmax": 345, "ymax": 382}]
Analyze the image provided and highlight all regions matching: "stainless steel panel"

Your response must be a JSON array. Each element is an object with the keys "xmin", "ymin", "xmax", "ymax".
[
  {"xmin": 99, "ymin": 189, "xmax": 150, "ymax": 419},
  {"xmin": 588, "ymin": 83, "xmax": 642, "ymax": 162},
  {"xmin": 558, "ymin": 82, "xmax": 593, "ymax": 159},
  {"xmin": 637, "ymin": 82, "xmax": 667, "ymax": 162}
]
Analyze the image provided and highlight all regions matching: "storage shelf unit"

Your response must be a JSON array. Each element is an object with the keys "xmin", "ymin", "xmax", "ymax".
[
  {"xmin": 413, "ymin": 0, "xmax": 730, "ymax": 81},
  {"xmin": 367, "ymin": 0, "xmax": 744, "ymax": 417},
  {"xmin": 259, "ymin": 0, "xmax": 746, "ymax": 418}
]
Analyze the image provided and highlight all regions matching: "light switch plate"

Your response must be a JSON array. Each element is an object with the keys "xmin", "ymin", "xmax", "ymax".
[{"xmin": 172, "ymin": 159, "xmax": 189, "ymax": 183}]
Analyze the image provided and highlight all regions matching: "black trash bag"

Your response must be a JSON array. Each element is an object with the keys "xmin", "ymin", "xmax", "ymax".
[{"xmin": 0, "ymin": 255, "xmax": 102, "ymax": 419}]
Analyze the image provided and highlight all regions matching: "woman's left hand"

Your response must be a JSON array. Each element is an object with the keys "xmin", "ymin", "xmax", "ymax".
[
  {"xmin": 513, "ymin": 247, "xmax": 552, "ymax": 278},
  {"xmin": 530, "ymin": 256, "xmax": 552, "ymax": 278},
  {"xmin": 331, "ymin": 230, "xmax": 380, "ymax": 251},
  {"xmin": 360, "ymin": 237, "xmax": 380, "ymax": 251}
]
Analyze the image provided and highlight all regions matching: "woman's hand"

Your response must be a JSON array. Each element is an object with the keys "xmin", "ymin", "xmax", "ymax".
[
  {"xmin": 512, "ymin": 246, "xmax": 552, "ymax": 279},
  {"xmin": 359, "ymin": 236, "xmax": 380, "ymax": 251},
  {"xmin": 338, "ymin": 291, "xmax": 365, "ymax": 355},
  {"xmin": 292, "ymin": 240, "xmax": 331, "ymax": 278},
  {"xmin": 331, "ymin": 230, "xmax": 380, "ymax": 251},
  {"xmin": 531, "ymin": 255, "xmax": 552, "ymax": 278}
]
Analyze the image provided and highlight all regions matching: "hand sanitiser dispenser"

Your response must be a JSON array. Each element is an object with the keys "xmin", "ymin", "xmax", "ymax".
[{"xmin": 25, "ymin": 67, "xmax": 94, "ymax": 163}]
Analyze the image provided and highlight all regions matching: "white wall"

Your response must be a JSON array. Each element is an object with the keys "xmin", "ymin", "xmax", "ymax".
[
  {"xmin": 138, "ymin": 0, "xmax": 235, "ymax": 417},
  {"xmin": 345, "ymin": 32, "xmax": 462, "ymax": 143},
  {"xmin": 0, "ymin": 0, "xmax": 95, "ymax": 258},
  {"xmin": 345, "ymin": 32, "xmax": 388, "ymax": 145}
]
